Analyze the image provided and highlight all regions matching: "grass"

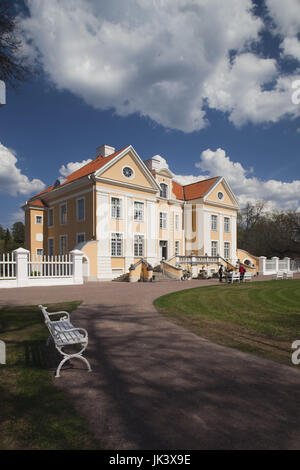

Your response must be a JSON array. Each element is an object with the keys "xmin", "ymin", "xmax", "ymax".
[
  {"xmin": 0, "ymin": 301, "xmax": 100, "ymax": 450},
  {"xmin": 154, "ymin": 279, "xmax": 300, "ymax": 366}
]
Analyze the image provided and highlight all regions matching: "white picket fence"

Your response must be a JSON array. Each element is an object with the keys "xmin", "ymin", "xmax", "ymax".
[{"xmin": 0, "ymin": 248, "xmax": 85, "ymax": 288}]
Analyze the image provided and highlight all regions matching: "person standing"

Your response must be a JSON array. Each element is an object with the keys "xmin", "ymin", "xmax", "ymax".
[
  {"xmin": 218, "ymin": 265, "xmax": 224, "ymax": 283},
  {"xmin": 239, "ymin": 264, "xmax": 245, "ymax": 281}
]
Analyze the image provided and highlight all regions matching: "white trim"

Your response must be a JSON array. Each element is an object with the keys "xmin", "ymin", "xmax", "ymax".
[
  {"xmin": 35, "ymin": 215, "xmax": 43, "ymax": 225},
  {"xmin": 36, "ymin": 248, "xmax": 44, "ymax": 256},
  {"xmin": 110, "ymin": 231, "xmax": 124, "ymax": 257},
  {"xmin": 203, "ymin": 176, "xmax": 240, "ymax": 208},
  {"xmin": 133, "ymin": 233, "xmax": 145, "ymax": 257},
  {"xmin": 159, "ymin": 182, "xmax": 169, "ymax": 199},
  {"xmin": 211, "ymin": 240, "xmax": 218, "ymax": 257},
  {"xmin": 159, "ymin": 211, "xmax": 168, "ymax": 230},
  {"xmin": 133, "ymin": 200, "xmax": 145, "ymax": 222},
  {"xmin": 110, "ymin": 195, "xmax": 124, "ymax": 220},
  {"xmin": 47, "ymin": 187, "xmax": 93, "ymax": 207}
]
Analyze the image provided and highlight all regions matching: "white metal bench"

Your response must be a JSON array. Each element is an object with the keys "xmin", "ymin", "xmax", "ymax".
[
  {"xmin": 39, "ymin": 304, "xmax": 92, "ymax": 378},
  {"xmin": 227, "ymin": 272, "xmax": 240, "ymax": 283},
  {"xmin": 241, "ymin": 272, "xmax": 252, "ymax": 282},
  {"xmin": 272, "ymin": 272, "xmax": 284, "ymax": 280},
  {"xmin": 284, "ymin": 271, "xmax": 294, "ymax": 279}
]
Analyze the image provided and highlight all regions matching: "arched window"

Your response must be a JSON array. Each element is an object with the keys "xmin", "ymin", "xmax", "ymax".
[{"xmin": 160, "ymin": 183, "xmax": 168, "ymax": 198}]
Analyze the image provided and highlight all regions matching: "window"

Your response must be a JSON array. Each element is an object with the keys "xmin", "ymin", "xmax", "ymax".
[
  {"xmin": 160, "ymin": 183, "xmax": 168, "ymax": 198},
  {"xmin": 59, "ymin": 235, "xmax": 68, "ymax": 255},
  {"xmin": 160, "ymin": 212, "xmax": 168, "ymax": 230},
  {"xmin": 48, "ymin": 208, "xmax": 54, "ymax": 227},
  {"xmin": 111, "ymin": 197, "xmax": 122, "ymax": 219},
  {"xmin": 134, "ymin": 202, "xmax": 144, "ymax": 221},
  {"xmin": 35, "ymin": 215, "xmax": 43, "ymax": 224},
  {"xmin": 76, "ymin": 232, "xmax": 85, "ymax": 244},
  {"xmin": 134, "ymin": 234, "xmax": 144, "ymax": 257},
  {"xmin": 175, "ymin": 214, "xmax": 180, "ymax": 231},
  {"xmin": 211, "ymin": 214, "xmax": 218, "ymax": 231},
  {"xmin": 211, "ymin": 241, "xmax": 218, "ymax": 257},
  {"xmin": 77, "ymin": 198, "xmax": 85, "ymax": 221},
  {"xmin": 175, "ymin": 240, "xmax": 180, "ymax": 256},
  {"xmin": 60, "ymin": 203, "xmax": 67, "ymax": 225},
  {"xmin": 224, "ymin": 242, "xmax": 230, "ymax": 259},
  {"xmin": 36, "ymin": 248, "xmax": 44, "ymax": 257},
  {"xmin": 224, "ymin": 217, "xmax": 230, "ymax": 233},
  {"xmin": 111, "ymin": 232, "xmax": 123, "ymax": 257},
  {"xmin": 123, "ymin": 166, "xmax": 134, "ymax": 178},
  {"xmin": 48, "ymin": 238, "xmax": 54, "ymax": 257},
  {"xmin": 218, "ymin": 191, "xmax": 224, "ymax": 200}
]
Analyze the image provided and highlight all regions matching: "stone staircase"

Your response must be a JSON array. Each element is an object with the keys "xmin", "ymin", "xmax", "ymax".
[{"xmin": 112, "ymin": 272, "xmax": 130, "ymax": 282}]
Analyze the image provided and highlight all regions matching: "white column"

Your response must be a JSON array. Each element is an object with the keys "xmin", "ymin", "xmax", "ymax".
[
  {"xmin": 204, "ymin": 211, "xmax": 211, "ymax": 255},
  {"xmin": 71, "ymin": 249, "xmax": 84, "ymax": 284},
  {"xmin": 219, "ymin": 212, "xmax": 223, "ymax": 257},
  {"xmin": 125, "ymin": 196, "xmax": 134, "ymax": 271},
  {"xmin": 14, "ymin": 247, "xmax": 29, "ymax": 287},
  {"xmin": 272, "ymin": 256, "xmax": 279, "ymax": 273},
  {"xmin": 259, "ymin": 256, "xmax": 266, "ymax": 275},
  {"xmin": 96, "ymin": 191, "xmax": 112, "ymax": 280},
  {"xmin": 231, "ymin": 214, "xmax": 237, "ymax": 263},
  {"xmin": 147, "ymin": 200, "xmax": 157, "ymax": 266},
  {"xmin": 184, "ymin": 204, "xmax": 193, "ymax": 255}
]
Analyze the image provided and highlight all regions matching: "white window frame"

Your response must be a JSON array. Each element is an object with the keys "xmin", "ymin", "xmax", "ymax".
[
  {"xmin": 175, "ymin": 240, "xmax": 180, "ymax": 256},
  {"xmin": 60, "ymin": 202, "xmax": 67, "ymax": 225},
  {"xmin": 35, "ymin": 215, "xmax": 43, "ymax": 225},
  {"xmin": 76, "ymin": 232, "xmax": 85, "ymax": 244},
  {"xmin": 224, "ymin": 242, "xmax": 230, "ymax": 259},
  {"xmin": 59, "ymin": 234, "xmax": 68, "ymax": 255},
  {"xmin": 175, "ymin": 213, "xmax": 180, "ymax": 231},
  {"xmin": 211, "ymin": 241, "xmax": 218, "ymax": 257},
  {"xmin": 76, "ymin": 197, "xmax": 85, "ymax": 222},
  {"xmin": 111, "ymin": 232, "xmax": 123, "ymax": 257},
  {"xmin": 48, "ymin": 208, "xmax": 54, "ymax": 227},
  {"xmin": 224, "ymin": 216, "xmax": 230, "ymax": 233},
  {"xmin": 160, "ymin": 183, "xmax": 168, "ymax": 199},
  {"xmin": 111, "ymin": 197, "xmax": 122, "ymax": 219},
  {"xmin": 160, "ymin": 212, "xmax": 168, "ymax": 230},
  {"xmin": 134, "ymin": 201, "xmax": 144, "ymax": 222},
  {"xmin": 48, "ymin": 237, "xmax": 54, "ymax": 257},
  {"xmin": 36, "ymin": 248, "xmax": 44, "ymax": 257},
  {"xmin": 211, "ymin": 214, "xmax": 218, "ymax": 231},
  {"xmin": 134, "ymin": 234, "xmax": 144, "ymax": 257}
]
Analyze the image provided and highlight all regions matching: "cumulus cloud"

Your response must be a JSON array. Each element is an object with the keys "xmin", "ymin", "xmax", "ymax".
[
  {"xmin": 266, "ymin": 0, "xmax": 300, "ymax": 61},
  {"xmin": 59, "ymin": 159, "xmax": 92, "ymax": 177},
  {"xmin": 174, "ymin": 147, "xmax": 300, "ymax": 211},
  {"xmin": 0, "ymin": 143, "xmax": 45, "ymax": 196},
  {"xmin": 18, "ymin": 0, "xmax": 300, "ymax": 131}
]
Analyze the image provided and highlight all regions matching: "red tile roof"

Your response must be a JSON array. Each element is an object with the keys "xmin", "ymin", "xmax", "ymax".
[
  {"xmin": 28, "ymin": 199, "xmax": 46, "ymax": 208},
  {"xmin": 28, "ymin": 147, "xmax": 128, "ymax": 202},
  {"xmin": 182, "ymin": 177, "xmax": 220, "ymax": 201}
]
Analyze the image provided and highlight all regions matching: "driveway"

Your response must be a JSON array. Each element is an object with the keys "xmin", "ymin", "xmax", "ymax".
[{"xmin": 1, "ymin": 277, "xmax": 300, "ymax": 449}]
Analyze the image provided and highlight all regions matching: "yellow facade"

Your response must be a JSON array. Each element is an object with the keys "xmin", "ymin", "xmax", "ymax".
[{"xmin": 23, "ymin": 145, "xmax": 241, "ymax": 280}]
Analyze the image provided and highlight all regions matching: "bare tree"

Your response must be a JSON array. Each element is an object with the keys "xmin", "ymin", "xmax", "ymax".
[{"xmin": 0, "ymin": 0, "xmax": 32, "ymax": 87}]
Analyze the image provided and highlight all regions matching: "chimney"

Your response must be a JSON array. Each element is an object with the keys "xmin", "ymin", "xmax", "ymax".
[{"xmin": 96, "ymin": 144, "xmax": 115, "ymax": 158}]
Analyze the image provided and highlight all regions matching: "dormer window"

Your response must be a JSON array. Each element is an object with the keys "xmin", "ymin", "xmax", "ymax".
[{"xmin": 160, "ymin": 183, "xmax": 168, "ymax": 198}]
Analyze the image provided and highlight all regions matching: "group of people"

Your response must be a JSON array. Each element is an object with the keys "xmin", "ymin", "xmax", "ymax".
[{"xmin": 218, "ymin": 264, "xmax": 246, "ymax": 282}]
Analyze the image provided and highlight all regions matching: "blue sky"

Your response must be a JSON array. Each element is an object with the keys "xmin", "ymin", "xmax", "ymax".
[{"xmin": 1, "ymin": 0, "xmax": 300, "ymax": 227}]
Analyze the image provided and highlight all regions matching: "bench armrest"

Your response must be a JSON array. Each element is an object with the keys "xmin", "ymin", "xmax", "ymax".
[
  {"xmin": 39, "ymin": 305, "xmax": 70, "ymax": 321},
  {"xmin": 54, "ymin": 325, "xmax": 88, "ymax": 339}
]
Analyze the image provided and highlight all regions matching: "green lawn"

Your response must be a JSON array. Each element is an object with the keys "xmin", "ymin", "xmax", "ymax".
[
  {"xmin": 0, "ymin": 302, "xmax": 100, "ymax": 450},
  {"xmin": 154, "ymin": 280, "xmax": 300, "ymax": 365}
]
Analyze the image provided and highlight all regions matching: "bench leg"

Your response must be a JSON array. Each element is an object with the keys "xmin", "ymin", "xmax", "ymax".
[{"xmin": 55, "ymin": 345, "xmax": 92, "ymax": 378}]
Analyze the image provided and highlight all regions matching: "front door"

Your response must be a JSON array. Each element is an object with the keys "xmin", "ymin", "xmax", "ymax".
[{"xmin": 159, "ymin": 240, "xmax": 168, "ymax": 260}]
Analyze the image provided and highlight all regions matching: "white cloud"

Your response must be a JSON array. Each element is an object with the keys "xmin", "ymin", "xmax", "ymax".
[
  {"xmin": 18, "ymin": 0, "xmax": 300, "ymax": 131},
  {"xmin": 0, "ymin": 143, "xmax": 45, "ymax": 196},
  {"xmin": 174, "ymin": 147, "xmax": 300, "ymax": 210},
  {"xmin": 266, "ymin": 0, "xmax": 300, "ymax": 60},
  {"xmin": 59, "ymin": 159, "xmax": 92, "ymax": 177}
]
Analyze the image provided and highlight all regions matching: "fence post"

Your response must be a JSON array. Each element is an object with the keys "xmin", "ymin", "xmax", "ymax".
[
  {"xmin": 259, "ymin": 256, "xmax": 266, "ymax": 275},
  {"xmin": 13, "ymin": 248, "xmax": 30, "ymax": 287},
  {"xmin": 284, "ymin": 257, "xmax": 290, "ymax": 272},
  {"xmin": 272, "ymin": 256, "xmax": 279, "ymax": 273},
  {"xmin": 71, "ymin": 250, "xmax": 84, "ymax": 284}
]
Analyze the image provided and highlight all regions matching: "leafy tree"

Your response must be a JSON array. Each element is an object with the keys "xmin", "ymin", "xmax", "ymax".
[
  {"xmin": 0, "ymin": 0, "xmax": 32, "ymax": 88},
  {"xmin": 12, "ymin": 221, "xmax": 24, "ymax": 245}
]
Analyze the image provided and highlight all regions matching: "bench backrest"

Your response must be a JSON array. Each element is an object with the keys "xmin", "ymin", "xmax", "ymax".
[{"xmin": 39, "ymin": 304, "xmax": 51, "ymax": 323}]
